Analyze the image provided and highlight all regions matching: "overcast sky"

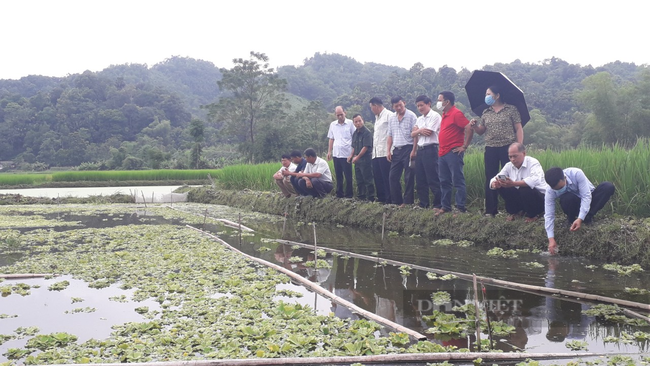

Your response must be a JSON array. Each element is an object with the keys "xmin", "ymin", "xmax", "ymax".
[{"xmin": 2, "ymin": 0, "xmax": 647, "ymax": 80}]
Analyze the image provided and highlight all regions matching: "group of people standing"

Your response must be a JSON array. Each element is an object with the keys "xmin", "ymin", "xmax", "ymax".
[{"xmin": 273, "ymin": 87, "xmax": 615, "ymax": 255}]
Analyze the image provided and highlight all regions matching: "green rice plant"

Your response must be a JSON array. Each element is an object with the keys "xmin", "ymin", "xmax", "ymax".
[
  {"xmin": 50, "ymin": 169, "xmax": 221, "ymax": 182},
  {"xmin": 213, "ymin": 163, "xmax": 278, "ymax": 191},
  {"xmin": 0, "ymin": 173, "xmax": 50, "ymax": 186}
]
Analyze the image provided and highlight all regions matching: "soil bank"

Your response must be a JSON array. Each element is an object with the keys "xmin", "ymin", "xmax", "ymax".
[{"xmin": 188, "ymin": 188, "xmax": 650, "ymax": 268}]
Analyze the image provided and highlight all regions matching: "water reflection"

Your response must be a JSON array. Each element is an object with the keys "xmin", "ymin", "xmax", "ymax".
[{"xmin": 236, "ymin": 236, "xmax": 650, "ymax": 354}]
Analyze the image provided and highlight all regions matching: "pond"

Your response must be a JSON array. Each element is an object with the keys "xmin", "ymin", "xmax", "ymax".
[
  {"xmin": 0, "ymin": 186, "xmax": 188, "ymax": 202},
  {"xmin": 1, "ymin": 203, "xmax": 649, "ymax": 364}
]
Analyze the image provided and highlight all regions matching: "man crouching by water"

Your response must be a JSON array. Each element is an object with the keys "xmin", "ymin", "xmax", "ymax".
[
  {"xmin": 544, "ymin": 167, "xmax": 615, "ymax": 255},
  {"xmin": 296, "ymin": 148, "xmax": 334, "ymax": 198}
]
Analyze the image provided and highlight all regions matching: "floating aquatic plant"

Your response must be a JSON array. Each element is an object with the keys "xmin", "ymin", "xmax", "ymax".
[
  {"xmin": 624, "ymin": 287, "xmax": 649, "ymax": 295},
  {"xmin": 602, "ymin": 263, "xmax": 644, "ymax": 276},
  {"xmin": 65, "ymin": 307, "xmax": 96, "ymax": 314},
  {"xmin": 431, "ymin": 291, "xmax": 451, "ymax": 305},
  {"xmin": 486, "ymin": 247, "xmax": 518, "ymax": 258},
  {"xmin": 565, "ymin": 340, "xmax": 589, "ymax": 351},
  {"xmin": 48, "ymin": 280, "xmax": 70, "ymax": 291},
  {"xmin": 399, "ymin": 265, "xmax": 412, "ymax": 276},
  {"xmin": 440, "ymin": 274, "xmax": 458, "ymax": 281},
  {"xmin": 522, "ymin": 262, "xmax": 544, "ymax": 269}
]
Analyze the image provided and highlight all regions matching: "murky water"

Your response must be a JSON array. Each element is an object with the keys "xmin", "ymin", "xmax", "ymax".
[
  {"xmin": 194, "ymin": 205, "xmax": 650, "ymax": 355},
  {"xmin": 2, "ymin": 202, "xmax": 649, "ymax": 360},
  {"xmin": 0, "ymin": 186, "xmax": 188, "ymax": 202}
]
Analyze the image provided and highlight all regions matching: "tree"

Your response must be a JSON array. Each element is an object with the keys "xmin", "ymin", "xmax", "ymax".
[
  {"xmin": 189, "ymin": 119, "xmax": 205, "ymax": 168},
  {"xmin": 206, "ymin": 52, "xmax": 288, "ymax": 162}
]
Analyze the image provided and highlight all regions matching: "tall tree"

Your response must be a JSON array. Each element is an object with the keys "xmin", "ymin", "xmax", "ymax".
[
  {"xmin": 189, "ymin": 119, "xmax": 205, "ymax": 169},
  {"xmin": 206, "ymin": 52, "xmax": 288, "ymax": 162}
]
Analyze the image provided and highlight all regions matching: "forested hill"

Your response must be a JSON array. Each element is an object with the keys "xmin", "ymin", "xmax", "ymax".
[{"xmin": 1, "ymin": 53, "xmax": 648, "ymax": 169}]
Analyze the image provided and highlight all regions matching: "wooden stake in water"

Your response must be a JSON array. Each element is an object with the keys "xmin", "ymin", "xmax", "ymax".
[
  {"xmin": 473, "ymin": 273, "xmax": 482, "ymax": 351},
  {"xmin": 202, "ymin": 209, "xmax": 208, "ymax": 228},
  {"xmin": 381, "ymin": 212, "xmax": 386, "ymax": 240},
  {"xmin": 312, "ymin": 222, "xmax": 318, "ymax": 313},
  {"xmin": 482, "ymin": 283, "xmax": 494, "ymax": 347},
  {"xmin": 282, "ymin": 212, "xmax": 288, "ymax": 238},
  {"xmin": 238, "ymin": 213, "xmax": 242, "ymax": 247},
  {"xmin": 141, "ymin": 192, "xmax": 147, "ymax": 208},
  {"xmin": 312, "ymin": 222, "xmax": 318, "ymax": 267},
  {"xmin": 170, "ymin": 189, "xmax": 173, "ymax": 208}
]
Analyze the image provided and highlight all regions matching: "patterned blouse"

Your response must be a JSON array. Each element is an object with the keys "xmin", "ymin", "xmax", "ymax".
[{"xmin": 478, "ymin": 103, "xmax": 522, "ymax": 147}]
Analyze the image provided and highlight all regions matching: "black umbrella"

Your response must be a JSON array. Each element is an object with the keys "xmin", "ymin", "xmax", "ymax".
[{"xmin": 464, "ymin": 70, "xmax": 530, "ymax": 126}]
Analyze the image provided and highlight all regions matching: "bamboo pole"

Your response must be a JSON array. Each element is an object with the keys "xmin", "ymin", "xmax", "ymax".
[
  {"xmin": 274, "ymin": 239, "xmax": 650, "ymax": 314},
  {"xmin": 215, "ymin": 219, "xmax": 254, "ymax": 232},
  {"xmin": 381, "ymin": 212, "xmax": 386, "ymax": 240},
  {"xmin": 141, "ymin": 192, "xmax": 147, "ymax": 208},
  {"xmin": 0, "ymin": 274, "xmax": 57, "ymax": 279},
  {"xmin": 186, "ymin": 225, "xmax": 427, "ymax": 341},
  {"xmin": 47, "ymin": 351, "xmax": 606, "ymax": 366},
  {"xmin": 238, "ymin": 213, "xmax": 242, "ymax": 247},
  {"xmin": 472, "ymin": 274, "xmax": 481, "ymax": 351},
  {"xmin": 482, "ymin": 283, "xmax": 494, "ymax": 347},
  {"xmin": 281, "ymin": 212, "xmax": 287, "ymax": 238}
]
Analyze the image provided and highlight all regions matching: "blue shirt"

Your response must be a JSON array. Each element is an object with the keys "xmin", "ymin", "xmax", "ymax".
[{"xmin": 544, "ymin": 168, "xmax": 595, "ymax": 238}]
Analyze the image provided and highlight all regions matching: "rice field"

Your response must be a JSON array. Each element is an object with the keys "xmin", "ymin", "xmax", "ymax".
[
  {"xmin": 0, "ymin": 170, "xmax": 221, "ymax": 186},
  {"xmin": 213, "ymin": 139, "xmax": 650, "ymax": 217},
  {"xmin": 1, "ymin": 139, "xmax": 648, "ymax": 216}
]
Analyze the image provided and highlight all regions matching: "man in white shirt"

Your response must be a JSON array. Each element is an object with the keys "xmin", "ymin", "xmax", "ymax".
[
  {"xmin": 543, "ymin": 166, "xmax": 615, "ymax": 255},
  {"xmin": 411, "ymin": 95, "xmax": 442, "ymax": 209},
  {"xmin": 272, "ymin": 153, "xmax": 297, "ymax": 198},
  {"xmin": 490, "ymin": 143, "xmax": 548, "ymax": 222},
  {"xmin": 327, "ymin": 106, "xmax": 355, "ymax": 198},
  {"xmin": 369, "ymin": 97, "xmax": 393, "ymax": 204},
  {"xmin": 296, "ymin": 148, "xmax": 333, "ymax": 198}
]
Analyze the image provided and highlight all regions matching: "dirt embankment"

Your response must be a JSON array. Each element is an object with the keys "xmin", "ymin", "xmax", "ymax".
[{"xmin": 188, "ymin": 188, "xmax": 650, "ymax": 268}]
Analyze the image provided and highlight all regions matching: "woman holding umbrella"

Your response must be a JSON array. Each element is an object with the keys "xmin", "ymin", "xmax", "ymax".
[{"xmin": 469, "ymin": 84, "xmax": 524, "ymax": 217}]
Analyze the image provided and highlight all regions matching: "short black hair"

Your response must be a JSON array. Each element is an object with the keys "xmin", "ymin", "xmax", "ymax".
[
  {"xmin": 290, "ymin": 150, "xmax": 302, "ymax": 158},
  {"xmin": 281, "ymin": 153, "xmax": 291, "ymax": 160},
  {"xmin": 487, "ymin": 84, "xmax": 502, "ymax": 97},
  {"xmin": 390, "ymin": 96, "xmax": 404, "ymax": 105},
  {"xmin": 439, "ymin": 91, "xmax": 455, "ymax": 105},
  {"xmin": 369, "ymin": 97, "xmax": 383, "ymax": 106},
  {"xmin": 352, "ymin": 113, "xmax": 362, "ymax": 119},
  {"xmin": 415, "ymin": 95, "xmax": 432, "ymax": 105},
  {"xmin": 545, "ymin": 167, "xmax": 565, "ymax": 188},
  {"xmin": 304, "ymin": 148, "xmax": 317, "ymax": 158}
]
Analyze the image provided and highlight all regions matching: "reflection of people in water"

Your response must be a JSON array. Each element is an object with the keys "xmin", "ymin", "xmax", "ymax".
[
  {"xmin": 544, "ymin": 257, "xmax": 592, "ymax": 342},
  {"xmin": 273, "ymin": 244, "xmax": 332, "ymax": 283},
  {"xmin": 329, "ymin": 257, "xmax": 374, "ymax": 319}
]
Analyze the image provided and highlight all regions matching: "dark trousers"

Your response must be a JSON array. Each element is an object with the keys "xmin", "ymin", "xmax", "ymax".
[
  {"xmin": 389, "ymin": 146, "xmax": 415, "ymax": 205},
  {"xmin": 439, "ymin": 150, "xmax": 466, "ymax": 212},
  {"xmin": 298, "ymin": 177, "xmax": 334, "ymax": 198},
  {"xmin": 415, "ymin": 144, "xmax": 441, "ymax": 208},
  {"xmin": 333, "ymin": 157, "xmax": 353, "ymax": 198},
  {"xmin": 354, "ymin": 158, "xmax": 375, "ymax": 200},
  {"xmin": 290, "ymin": 176, "xmax": 309, "ymax": 196},
  {"xmin": 559, "ymin": 182, "xmax": 615, "ymax": 222},
  {"xmin": 497, "ymin": 186, "xmax": 545, "ymax": 218},
  {"xmin": 484, "ymin": 145, "xmax": 510, "ymax": 215},
  {"xmin": 373, "ymin": 157, "xmax": 391, "ymax": 204}
]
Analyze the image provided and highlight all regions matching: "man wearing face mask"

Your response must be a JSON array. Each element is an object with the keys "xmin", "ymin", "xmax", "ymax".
[
  {"xmin": 435, "ymin": 91, "xmax": 474, "ymax": 216},
  {"xmin": 543, "ymin": 167, "xmax": 615, "ymax": 255}
]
